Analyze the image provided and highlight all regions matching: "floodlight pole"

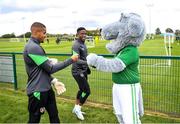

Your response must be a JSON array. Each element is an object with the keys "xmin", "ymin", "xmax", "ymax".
[
  {"xmin": 146, "ymin": 3, "xmax": 154, "ymax": 39},
  {"xmin": 72, "ymin": 11, "xmax": 78, "ymax": 32},
  {"xmin": 22, "ymin": 17, "xmax": 26, "ymax": 42}
]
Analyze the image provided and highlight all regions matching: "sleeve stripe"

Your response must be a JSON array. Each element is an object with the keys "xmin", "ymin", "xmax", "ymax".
[
  {"xmin": 115, "ymin": 57, "xmax": 126, "ymax": 68},
  {"xmin": 28, "ymin": 54, "xmax": 48, "ymax": 66}
]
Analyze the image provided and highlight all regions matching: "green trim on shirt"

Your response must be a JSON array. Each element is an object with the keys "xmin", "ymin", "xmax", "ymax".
[
  {"xmin": 72, "ymin": 50, "xmax": 79, "ymax": 55},
  {"xmin": 28, "ymin": 54, "xmax": 48, "ymax": 66}
]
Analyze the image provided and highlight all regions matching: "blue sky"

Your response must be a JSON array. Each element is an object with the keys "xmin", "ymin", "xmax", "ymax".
[{"xmin": 0, "ymin": 0, "xmax": 179, "ymax": 36}]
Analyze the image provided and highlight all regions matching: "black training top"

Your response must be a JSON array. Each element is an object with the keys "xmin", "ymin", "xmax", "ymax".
[{"xmin": 71, "ymin": 39, "xmax": 88, "ymax": 75}]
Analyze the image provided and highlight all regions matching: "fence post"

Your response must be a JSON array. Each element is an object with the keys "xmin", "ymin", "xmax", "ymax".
[{"xmin": 12, "ymin": 53, "xmax": 18, "ymax": 90}]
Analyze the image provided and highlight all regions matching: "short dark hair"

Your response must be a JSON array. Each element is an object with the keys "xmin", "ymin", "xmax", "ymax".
[
  {"xmin": 31, "ymin": 22, "xmax": 46, "ymax": 31},
  {"xmin": 77, "ymin": 27, "xmax": 86, "ymax": 33}
]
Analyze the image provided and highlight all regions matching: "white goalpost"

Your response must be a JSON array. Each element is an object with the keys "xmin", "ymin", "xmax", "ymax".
[
  {"xmin": 10, "ymin": 38, "xmax": 25, "ymax": 42},
  {"xmin": 10, "ymin": 38, "xmax": 20, "ymax": 42},
  {"xmin": 162, "ymin": 33, "xmax": 175, "ymax": 66},
  {"xmin": 149, "ymin": 33, "xmax": 174, "ymax": 67},
  {"xmin": 86, "ymin": 36, "xmax": 95, "ymax": 48}
]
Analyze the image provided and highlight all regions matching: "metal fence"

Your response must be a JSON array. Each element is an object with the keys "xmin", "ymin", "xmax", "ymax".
[{"xmin": 0, "ymin": 52, "xmax": 179, "ymax": 118}]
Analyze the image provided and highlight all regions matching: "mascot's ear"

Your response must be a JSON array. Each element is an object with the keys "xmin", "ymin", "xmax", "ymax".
[{"xmin": 127, "ymin": 15, "xmax": 144, "ymax": 38}]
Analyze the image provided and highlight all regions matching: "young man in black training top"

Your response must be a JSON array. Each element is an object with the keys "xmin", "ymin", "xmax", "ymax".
[
  {"xmin": 71, "ymin": 27, "xmax": 91, "ymax": 120},
  {"xmin": 23, "ymin": 22, "xmax": 78, "ymax": 123}
]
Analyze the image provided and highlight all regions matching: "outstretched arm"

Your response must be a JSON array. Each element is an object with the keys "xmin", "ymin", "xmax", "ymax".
[
  {"xmin": 40, "ymin": 58, "xmax": 73, "ymax": 74},
  {"xmin": 28, "ymin": 45, "xmax": 79, "ymax": 74},
  {"xmin": 86, "ymin": 53, "xmax": 126, "ymax": 73}
]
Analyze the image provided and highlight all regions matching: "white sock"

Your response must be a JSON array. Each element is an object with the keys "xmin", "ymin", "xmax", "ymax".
[
  {"xmin": 78, "ymin": 105, "xmax": 82, "ymax": 111},
  {"xmin": 74, "ymin": 104, "xmax": 79, "ymax": 110}
]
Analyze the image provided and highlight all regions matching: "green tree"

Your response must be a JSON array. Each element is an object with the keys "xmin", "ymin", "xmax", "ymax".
[
  {"xmin": 165, "ymin": 28, "xmax": 174, "ymax": 33},
  {"xmin": 1, "ymin": 33, "xmax": 16, "ymax": 38},
  {"xmin": 175, "ymin": 29, "xmax": 180, "ymax": 36},
  {"xmin": 86, "ymin": 29, "xmax": 101, "ymax": 36},
  {"xmin": 25, "ymin": 32, "xmax": 31, "ymax": 38},
  {"xmin": 17, "ymin": 32, "xmax": 31, "ymax": 38},
  {"xmin": 155, "ymin": 28, "xmax": 161, "ymax": 35}
]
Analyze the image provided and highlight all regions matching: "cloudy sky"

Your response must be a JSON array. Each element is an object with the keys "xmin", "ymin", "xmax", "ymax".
[{"xmin": 0, "ymin": 0, "xmax": 179, "ymax": 36}]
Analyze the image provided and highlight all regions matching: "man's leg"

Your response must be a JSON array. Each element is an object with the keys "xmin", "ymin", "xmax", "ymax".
[
  {"xmin": 74, "ymin": 73, "xmax": 90, "ymax": 105},
  {"xmin": 28, "ymin": 94, "xmax": 41, "ymax": 123},
  {"xmin": 28, "ymin": 112, "xmax": 41, "ymax": 123},
  {"xmin": 72, "ymin": 73, "xmax": 90, "ymax": 120},
  {"xmin": 45, "ymin": 89, "xmax": 60, "ymax": 123}
]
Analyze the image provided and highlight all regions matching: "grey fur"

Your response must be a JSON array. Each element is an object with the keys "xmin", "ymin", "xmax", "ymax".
[
  {"xmin": 101, "ymin": 13, "xmax": 146, "ymax": 54},
  {"xmin": 95, "ymin": 56, "xmax": 126, "ymax": 72},
  {"xmin": 86, "ymin": 53, "xmax": 126, "ymax": 73}
]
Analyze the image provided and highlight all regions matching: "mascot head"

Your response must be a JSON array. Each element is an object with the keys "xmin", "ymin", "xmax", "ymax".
[{"xmin": 101, "ymin": 13, "xmax": 146, "ymax": 54}]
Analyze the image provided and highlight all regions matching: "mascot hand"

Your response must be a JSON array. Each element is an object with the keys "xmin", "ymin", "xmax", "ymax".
[
  {"xmin": 86, "ymin": 53, "xmax": 98, "ymax": 67},
  {"xmin": 51, "ymin": 78, "xmax": 66, "ymax": 95},
  {"xmin": 48, "ymin": 58, "xmax": 58, "ymax": 65}
]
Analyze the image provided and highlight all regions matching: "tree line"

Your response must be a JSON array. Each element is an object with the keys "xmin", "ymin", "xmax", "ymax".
[
  {"xmin": 1, "ymin": 28, "xmax": 180, "ymax": 38},
  {"xmin": 0, "ymin": 28, "xmax": 101, "ymax": 38},
  {"xmin": 155, "ymin": 28, "xmax": 180, "ymax": 36}
]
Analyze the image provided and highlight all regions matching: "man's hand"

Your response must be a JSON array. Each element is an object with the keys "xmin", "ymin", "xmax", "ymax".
[
  {"xmin": 71, "ymin": 55, "xmax": 79, "ymax": 62},
  {"xmin": 51, "ymin": 78, "xmax": 66, "ymax": 95}
]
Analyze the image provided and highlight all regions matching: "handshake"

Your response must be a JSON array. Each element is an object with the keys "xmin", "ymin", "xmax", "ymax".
[
  {"xmin": 71, "ymin": 50, "xmax": 79, "ymax": 62},
  {"xmin": 71, "ymin": 54, "xmax": 79, "ymax": 62},
  {"xmin": 48, "ymin": 54, "xmax": 79, "ymax": 64}
]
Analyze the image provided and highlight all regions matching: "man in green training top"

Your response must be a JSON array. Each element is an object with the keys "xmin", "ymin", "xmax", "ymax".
[{"xmin": 23, "ymin": 22, "xmax": 78, "ymax": 123}]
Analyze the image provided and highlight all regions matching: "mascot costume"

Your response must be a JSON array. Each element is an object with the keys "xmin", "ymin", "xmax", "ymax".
[{"xmin": 87, "ymin": 13, "xmax": 145, "ymax": 123}]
